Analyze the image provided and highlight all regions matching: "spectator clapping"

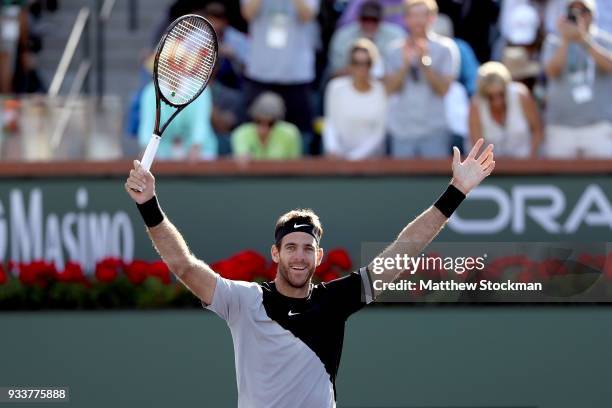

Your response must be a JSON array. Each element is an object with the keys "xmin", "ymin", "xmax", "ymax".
[{"xmin": 384, "ymin": 0, "xmax": 459, "ymax": 158}]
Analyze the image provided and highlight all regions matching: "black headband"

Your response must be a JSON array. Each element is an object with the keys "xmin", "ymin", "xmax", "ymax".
[{"xmin": 275, "ymin": 221, "xmax": 320, "ymax": 245}]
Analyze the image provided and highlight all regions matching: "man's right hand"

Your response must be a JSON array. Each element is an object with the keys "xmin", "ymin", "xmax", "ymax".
[{"xmin": 125, "ymin": 160, "xmax": 156, "ymax": 204}]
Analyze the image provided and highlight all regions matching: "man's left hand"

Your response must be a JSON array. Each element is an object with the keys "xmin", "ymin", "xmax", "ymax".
[{"xmin": 451, "ymin": 138, "xmax": 495, "ymax": 195}]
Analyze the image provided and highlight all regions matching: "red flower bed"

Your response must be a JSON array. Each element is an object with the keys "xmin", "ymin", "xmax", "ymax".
[
  {"xmin": 4, "ymin": 248, "xmax": 606, "ymax": 309},
  {"xmin": 0, "ymin": 248, "xmax": 355, "ymax": 310}
]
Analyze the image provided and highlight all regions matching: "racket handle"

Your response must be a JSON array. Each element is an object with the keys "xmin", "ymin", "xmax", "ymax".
[{"xmin": 141, "ymin": 134, "xmax": 161, "ymax": 171}]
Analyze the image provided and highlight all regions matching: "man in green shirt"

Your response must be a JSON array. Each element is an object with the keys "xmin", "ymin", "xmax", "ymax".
[{"xmin": 231, "ymin": 92, "xmax": 302, "ymax": 160}]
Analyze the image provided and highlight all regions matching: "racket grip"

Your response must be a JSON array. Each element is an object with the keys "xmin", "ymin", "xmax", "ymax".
[{"xmin": 141, "ymin": 134, "xmax": 161, "ymax": 171}]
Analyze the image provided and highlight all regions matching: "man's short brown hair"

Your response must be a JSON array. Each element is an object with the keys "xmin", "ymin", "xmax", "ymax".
[
  {"xmin": 274, "ymin": 209, "xmax": 323, "ymax": 246},
  {"xmin": 404, "ymin": 0, "xmax": 438, "ymax": 14}
]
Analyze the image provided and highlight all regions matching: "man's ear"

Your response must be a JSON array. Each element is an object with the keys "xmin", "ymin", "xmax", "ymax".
[
  {"xmin": 271, "ymin": 244, "xmax": 280, "ymax": 263},
  {"xmin": 316, "ymin": 247, "xmax": 324, "ymax": 267}
]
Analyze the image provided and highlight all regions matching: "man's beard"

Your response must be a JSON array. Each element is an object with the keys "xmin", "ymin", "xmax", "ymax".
[{"xmin": 277, "ymin": 261, "xmax": 316, "ymax": 289}]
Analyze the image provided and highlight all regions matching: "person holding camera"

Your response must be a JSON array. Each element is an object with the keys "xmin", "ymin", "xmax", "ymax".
[{"xmin": 542, "ymin": 0, "xmax": 612, "ymax": 158}]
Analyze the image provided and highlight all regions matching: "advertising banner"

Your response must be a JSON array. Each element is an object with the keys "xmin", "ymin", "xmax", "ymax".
[{"xmin": 0, "ymin": 176, "xmax": 609, "ymax": 272}]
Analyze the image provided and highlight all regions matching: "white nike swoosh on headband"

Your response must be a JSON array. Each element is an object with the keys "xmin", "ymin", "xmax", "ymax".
[{"xmin": 294, "ymin": 223, "xmax": 309, "ymax": 229}]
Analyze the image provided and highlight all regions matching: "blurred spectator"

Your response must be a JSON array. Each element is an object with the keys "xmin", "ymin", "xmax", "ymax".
[
  {"xmin": 210, "ymin": 82, "xmax": 241, "ymax": 155},
  {"xmin": 204, "ymin": 2, "xmax": 249, "ymax": 155},
  {"xmin": 329, "ymin": 1, "xmax": 404, "ymax": 78},
  {"xmin": 501, "ymin": 46, "xmax": 542, "ymax": 90},
  {"xmin": 542, "ymin": 0, "xmax": 612, "ymax": 158},
  {"xmin": 445, "ymin": 81, "xmax": 470, "ymax": 154},
  {"xmin": 384, "ymin": 0, "xmax": 459, "ymax": 158},
  {"xmin": 138, "ymin": 56, "xmax": 217, "ymax": 161},
  {"xmin": 232, "ymin": 92, "xmax": 301, "ymax": 159},
  {"xmin": 437, "ymin": 0, "xmax": 500, "ymax": 62},
  {"xmin": 204, "ymin": 2, "xmax": 249, "ymax": 90},
  {"xmin": 125, "ymin": 55, "xmax": 154, "ymax": 143},
  {"xmin": 324, "ymin": 39, "xmax": 387, "ymax": 160},
  {"xmin": 469, "ymin": 62, "xmax": 543, "ymax": 158},
  {"xmin": 501, "ymin": 1, "xmax": 542, "ymax": 45},
  {"xmin": 318, "ymin": 0, "xmax": 351, "ymax": 61},
  {"xmin": 432, "ymin": 13, "xmax": 478, "ymax": 95},
  {"xmin": 497, "ymin": 3, "xmax": 543, "ymax": 92},
  {"xmin": 13, "ymin": 1, "xmax": 45, "ymax": 93},
  {"xmin": 241, "ymin": 0, "xmax": 319, "ymax": 153},
  {"xmin": 337, "ymin": 0, "xmax": 406, "ymax": 29},
  {"xmin": 0, "ymin": 1, "xmax": 27, "ymax": 93},
  {"xmin": 151, "ymin": 1, "xmax": 247, "ymax": 49},
  {"xmin": 543, "ymin": 0, "xmax": 612, "ymax": 34},
  {"xmin": 430, "ymin": 8, "xmax": 478, "ymax": 146}
]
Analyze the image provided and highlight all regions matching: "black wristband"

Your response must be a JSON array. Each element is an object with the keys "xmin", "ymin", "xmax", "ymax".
[
  {"xmin": 434, "ymin": 184, "xmax": 466, "ymax": 218},
  {"xmin": 136, "ymin": 196, "xmax": 165, "ymax": 228}
]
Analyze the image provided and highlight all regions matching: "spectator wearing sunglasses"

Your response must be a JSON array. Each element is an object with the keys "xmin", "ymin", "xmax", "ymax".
[
  {"xmin": 542, "ymin": 0, "xmax": 612, "ymax": 158},
  {"xmin": 469, "ymin": 62, "xmax": 543, "ymax": 159},
  {"xmin": 323, "ymin": 39, "xmax": 387, "ymax": 160},
  {"xmin": 231, "ymin": 92, "xmax": 302, "ymax": 160},
  {"xmin": 328, "ymin": 0, "xmax": 404, "ymax": 78}
]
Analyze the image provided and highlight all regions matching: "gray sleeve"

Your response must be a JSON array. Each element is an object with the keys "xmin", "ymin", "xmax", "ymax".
[{"xmin": 205, "ymin": 275, "xmax": 259, "ymax": 325}]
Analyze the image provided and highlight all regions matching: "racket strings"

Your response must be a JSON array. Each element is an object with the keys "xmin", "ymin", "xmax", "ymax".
[
  {"xmin": 156, "ymin": 16, "xmax": 216, "ymax": 105},
  {"xmin": 158, "ymin": 44, "xmax": 206, "ymax": 102},
  {"xmin": 157, "ymin": 68, "xmax": 201, "ymax": 93},
  {"xmin": 165, "ymin": 25, "xmax": 216, "ymax": 80},
  {"xmin": 165, "ymin": 33, "xmax": 215, "ymax": 80}
]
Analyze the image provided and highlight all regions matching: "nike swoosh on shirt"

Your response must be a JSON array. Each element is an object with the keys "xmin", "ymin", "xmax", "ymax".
[
  {"xmin": 294, "ymin": 223, "xmax": 309, "ymax": 229},
  {"xmin": 288, "ymin": 310, "xmax": 300, "ymax": 317}
]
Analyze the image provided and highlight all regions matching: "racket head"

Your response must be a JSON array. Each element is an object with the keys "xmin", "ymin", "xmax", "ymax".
[{"xmin": 152, "ymin": 14, "xmax": 218, "ymax": 115}]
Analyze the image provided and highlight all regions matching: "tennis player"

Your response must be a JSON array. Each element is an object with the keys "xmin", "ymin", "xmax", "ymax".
[{"xmin": 125, "ymin": 139, "xmax": 495, "ymax": 407}]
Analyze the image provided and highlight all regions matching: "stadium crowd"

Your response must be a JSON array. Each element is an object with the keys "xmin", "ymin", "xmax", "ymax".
[
  {"xmin": 0, "ymin": 0, "xmax": 50, "ymax": 95},
  {"xmin": 2, "ymin": 0, "xmax": 612, "ymax": 161},
  {"xmin": 0, "ymin": 0, "xmax": 54, "ymax": 151}
]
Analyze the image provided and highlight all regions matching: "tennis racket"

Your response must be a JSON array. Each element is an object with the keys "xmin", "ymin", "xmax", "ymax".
[{"xmin": 140, "ymin": 14, "xmax": 218, "ymax": 171}]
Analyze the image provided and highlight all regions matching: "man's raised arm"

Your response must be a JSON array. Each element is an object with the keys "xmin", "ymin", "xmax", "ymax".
[
  {"xmin": 368, "ymin": 139, "xmax": 495, "ymax": 299},
  {"xmin": 125, "ymin": 160, "xmax": 217, "ymax": 305}
]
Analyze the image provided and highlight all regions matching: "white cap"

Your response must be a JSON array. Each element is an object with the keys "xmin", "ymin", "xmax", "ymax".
[
  {"xmin": 567, "ymin": 0, "xmax": 596, "ymax": 13},
  {"xmin": 506, "ymin": 4, "xmax": 540, "ymax": 45}
]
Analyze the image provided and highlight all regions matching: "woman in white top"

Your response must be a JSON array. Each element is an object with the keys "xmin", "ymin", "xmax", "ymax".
[
  {"xmin": 324, "ymin": 38, "xmax": 387, "ymax": 160},
  {"xmin": 469, "ymin": 61, "xmax": 543, "ymax": 158}
]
